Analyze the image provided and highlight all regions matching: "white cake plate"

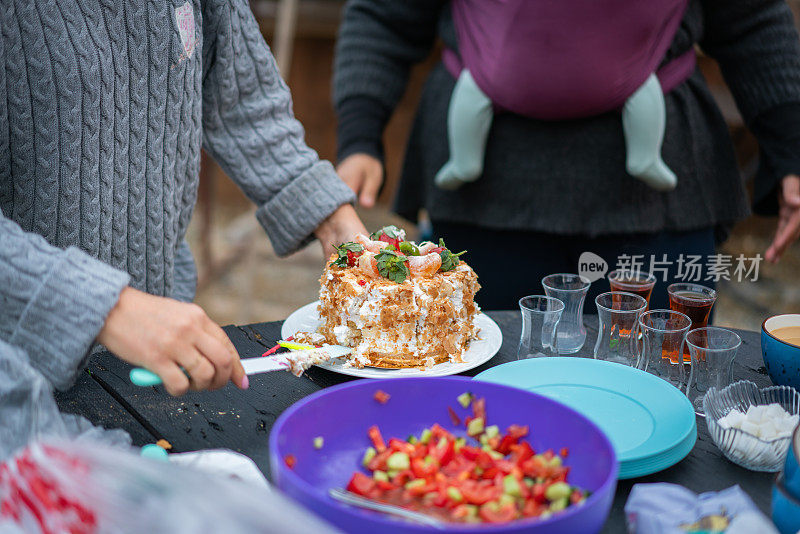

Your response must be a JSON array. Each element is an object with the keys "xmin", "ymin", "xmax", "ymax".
[{"xmin": 280, "ymin": 301, "xmax": 503, "ymax": 378}]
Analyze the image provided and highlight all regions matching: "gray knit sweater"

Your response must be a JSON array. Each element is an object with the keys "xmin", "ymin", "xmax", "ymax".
[{"xmin": 0, "ymin": 0, "xmax": 355, "ymax": 390}]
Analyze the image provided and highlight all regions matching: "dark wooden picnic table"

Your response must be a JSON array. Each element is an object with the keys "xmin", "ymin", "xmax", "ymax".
[{"xmin": 56, "ymin": 311, "xmax": 774, "ymax": 532}]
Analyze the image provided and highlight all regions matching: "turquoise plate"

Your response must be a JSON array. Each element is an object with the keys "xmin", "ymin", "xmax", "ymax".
[{"xmin": 474, "ymin": 358, "xmax": 696, "ymax": 479}]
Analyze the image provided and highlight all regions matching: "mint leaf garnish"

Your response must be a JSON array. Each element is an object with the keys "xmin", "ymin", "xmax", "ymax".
[
  {"xmin": 375, "ymin": 249, "xmax": 410, "ymax": 283},
  {"xmin": 370, "ymin": 225, "xmax": 403, "ymax": 241},
  {"xmin": 437, "ymin": 238, "xmax": 467, "ymax": 272},
  {"xmin": 398, "ymin": 241, "xmax": 420, "ymax": 256}
]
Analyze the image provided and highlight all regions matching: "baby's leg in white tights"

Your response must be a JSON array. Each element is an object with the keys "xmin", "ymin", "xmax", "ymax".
[
  {"xmin": 622, "ymin": 73, "xmax": 677, "ymax": 191},
  {"xmin": 435, "ymin": 69, "xmax": 494, "ymax": 191}
]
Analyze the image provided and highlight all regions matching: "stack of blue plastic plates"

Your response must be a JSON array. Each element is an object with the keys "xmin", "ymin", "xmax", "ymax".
[{"xmin": 475, "ymin": 357, "xmax": 697, "ymax": 479}]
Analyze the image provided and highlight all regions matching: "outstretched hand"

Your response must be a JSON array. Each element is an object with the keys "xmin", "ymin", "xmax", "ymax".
[
  {"xmin": 314, "ymin": 203, "xmax": 368, "ymax": 260},
  {"xmin": 336, "ymin": 153, "xmax": 384, "ymax": 208},
  {"xmin": 766, "ymin": 175, "xmax": 800, "ymax": 263},
  {"xmin": 97, "ymin": 287, "xmax": 247, "ymax": 396}
]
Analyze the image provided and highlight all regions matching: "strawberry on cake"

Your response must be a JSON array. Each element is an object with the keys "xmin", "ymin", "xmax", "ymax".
[{"xmin": 297, "ymin": 226, "xmax": 481, "ymax": 369}]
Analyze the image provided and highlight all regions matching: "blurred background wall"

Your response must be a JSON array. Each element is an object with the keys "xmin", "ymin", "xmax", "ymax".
[{"xmin": 188, "ymin": 0, "xmax": 800, "ymax": 330}]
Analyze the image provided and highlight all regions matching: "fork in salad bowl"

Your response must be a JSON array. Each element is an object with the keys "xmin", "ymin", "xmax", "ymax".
[{"xmin": 328, "ymin": 488, "xmax": 446, "ymax": 529}]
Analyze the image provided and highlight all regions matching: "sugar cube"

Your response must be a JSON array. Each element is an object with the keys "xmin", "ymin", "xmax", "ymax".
[
  {"xmin": 718, "ymin": 416, "xmax": 731, "ymax": 429},
  {"xmin": 724, "ymin": 410, "xmax": 746, "ymax": 428},
  {"xmin": 765, "ymin": 403, "xmax": 787, "ymax": 419},
  {"xmin": 740, "ymin": 420, "xmax": 761, "ymax": 437},
  {"xmin": 759, "ymin": 420, "xmax": 779, "ymax": 441},
  {"xmin": 745, "ymin": 404, "xmax": 766, "ymax": 424},
  {"xmin": 779, "ymin": 417, "xmax": 799, "ymax": 437},
  {"xmin": 773, "ymin": 417, "xmax": 790, "ymax": 434}
]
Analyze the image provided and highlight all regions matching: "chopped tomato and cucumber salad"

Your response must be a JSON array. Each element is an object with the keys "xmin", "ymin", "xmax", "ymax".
[{"xmin": 344, "ymin": 392, "xmax": 589, "ymax": 524}]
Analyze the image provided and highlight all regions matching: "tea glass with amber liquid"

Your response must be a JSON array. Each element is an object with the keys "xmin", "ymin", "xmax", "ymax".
[
  {"xmin": 668, "ymin": 283, "xmax": 717, "ymax": 363},
  {"xmin": 608, "ymin": 270, "xmax": 657, "ymax": 310}
]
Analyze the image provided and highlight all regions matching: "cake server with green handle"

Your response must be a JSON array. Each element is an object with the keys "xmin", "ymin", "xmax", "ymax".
[{"xmin": 129, "ymin": 345, "xmax": 351, "ymax": 386}]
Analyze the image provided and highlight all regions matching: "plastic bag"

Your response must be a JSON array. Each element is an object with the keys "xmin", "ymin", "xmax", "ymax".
[
  {"xmin": 625, "ymin": 483, "xmax": 776, "ymax": 534},
  {"xmin": 0, "ymin": 439, "xmax": 340, "ymax": 533},
  {"xmin": 0, "ymin": 340, "xmax": 130, "ymax": 462},
  {"xmin": 169, "ymin": 449, "xmax": 270, "ymax": 488},
  {"xmin": 0, "ymin": 340, "xmax": 338, "ymax": 532}
]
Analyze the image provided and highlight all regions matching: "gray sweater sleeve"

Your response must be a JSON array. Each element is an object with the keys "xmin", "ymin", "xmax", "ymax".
[
  {"xmin": 201, "ymin": 0, "xmax": 355, "ymax": 257},
  {"xmin": 701, "ymin": 0, "xmax": 800, "ymax": 124},
  {"xmin": 0, "ymin": 31, "xmax": 130, "ymax": 391}
]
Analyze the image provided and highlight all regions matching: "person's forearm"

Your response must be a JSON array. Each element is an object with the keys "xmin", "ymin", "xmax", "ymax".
[
  {"xmin": 97, "ymin": 287, "xmax": 247, "ymax": 396},
  {"xmin": 336, "ymin": 97, "xmax": 391, "ymax": 163},
  {"xmin": 0, "ymin": 216, "xmax": 130, "ymax": 390},
  {"xmin": 700, "ymin": 0, "xmax": 800, "ymax": 123},
  {"xmin": 750, "ymin": 103, "xmax": 800, "ymax": 215},
  {"xmin": 332, "ymin": 0, "xmax": 445, "ymax": 127},
  {"xmin": 201, "ymin": 0, "xmax": 355, "ymax": 256}
]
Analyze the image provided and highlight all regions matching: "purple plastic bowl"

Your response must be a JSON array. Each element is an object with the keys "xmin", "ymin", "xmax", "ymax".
[{"xmin": 269, "ymin": 377, "xmax": 618, "ymax": 533}]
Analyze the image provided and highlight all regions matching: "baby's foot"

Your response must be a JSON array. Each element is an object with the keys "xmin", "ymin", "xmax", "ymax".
[
  {"xmin": 627, "ymin": 158, "xmax": 677, "ymax": 191},
  {"xmin": 435, "ymin": 161, "xmax": 471, "ymax": 191}
]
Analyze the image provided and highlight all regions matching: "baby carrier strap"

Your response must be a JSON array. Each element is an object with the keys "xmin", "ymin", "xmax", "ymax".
[
  {"xmin": 657, "ymin": 49, "xmax": 696, "ymax": 95},
  {"xmin": 444, "ymin": 0, "xmax": 695, "ymax": 119}
]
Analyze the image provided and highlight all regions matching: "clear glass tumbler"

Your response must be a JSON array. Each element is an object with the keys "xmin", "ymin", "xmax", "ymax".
[
  {"xmin": 685, "ymin": 327, "xmax": 742, "ymax": 415},
  {"xmin": 638, "ymin": 309, "xmax": 692, "ymax": 388},
  {"xmin": 594, "ymin": 291, "xmax": 648, "ymax": 366},
  {"xmin": 608, "ymin": 270, "xmax": 657, "ymax": 310},
  {"xmin": 517, "ymin": 296, "xmax": 565, "ymax": 359},
  {"xmin": 542, "ymin": 274, "xmax": 591, "ymax": 354},
  {"xmin": 668, "ymin": 282, "xmax": 718, "ymax": 364},
  {"xmin": 667, "ymin": 282, "xmax": 717, "ymax": 330}
]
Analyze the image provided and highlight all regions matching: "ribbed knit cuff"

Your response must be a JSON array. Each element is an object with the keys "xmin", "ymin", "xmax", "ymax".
[
  {"xmin": 256, "ymin": 160, "xmax": 356, "ymax": 256},
  {"xmin": 750, "ymin": 102, "xmax": 800, "ymax": 215},
  {"xmin": 9, "ymin": 247, "xmax": 130, "ymax": 391},
  {"xmin": 336, "ymin": 97, "xmax": 390, "ymax": 163}
]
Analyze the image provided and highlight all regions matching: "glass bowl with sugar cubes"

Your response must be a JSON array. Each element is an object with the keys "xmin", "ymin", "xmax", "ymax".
[{"xmin": 703, "ymin": 380, "xmax": 800, "ymax": 472}]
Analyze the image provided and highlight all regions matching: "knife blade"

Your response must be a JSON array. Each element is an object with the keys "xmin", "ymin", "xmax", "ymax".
[
  {"xmin": 241, "ymin": 345, "xmax": 351, "ymax": 374},
  {"xmin": 129, "ymin": 345, "xmax": 352, "ymax": 387}
]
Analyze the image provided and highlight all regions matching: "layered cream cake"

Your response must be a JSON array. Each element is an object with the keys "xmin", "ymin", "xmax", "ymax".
[{"xmin": 297, "ymin": 226, "xmax": 481, "ymax": 369}]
